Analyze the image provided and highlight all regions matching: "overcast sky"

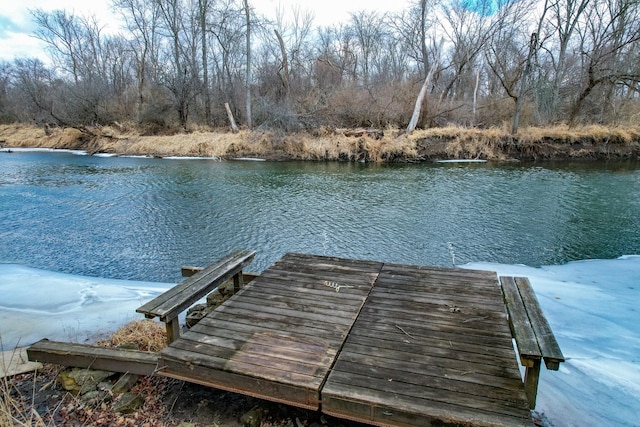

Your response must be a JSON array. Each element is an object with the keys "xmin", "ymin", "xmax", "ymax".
[{"xmin": 0, "ymin": 0, "xmax": 411, "ymax": 62}]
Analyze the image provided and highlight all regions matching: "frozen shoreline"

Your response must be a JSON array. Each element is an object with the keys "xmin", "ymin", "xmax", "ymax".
[{"xmin": 0, "ymin": 264, "xmax": 173, "ymax": 349}]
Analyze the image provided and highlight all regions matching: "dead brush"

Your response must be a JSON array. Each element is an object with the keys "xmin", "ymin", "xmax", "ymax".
[
  {"xmin": 97, "ymin": 319, "xmax": 167, "ymax": 352},
  {"xmin": 517, "ymin": 124, "xmax": 640, "ymax": 145},
  {"xmin": 1, "ymin": 357, "xmax": 52, "ymax": 427}
]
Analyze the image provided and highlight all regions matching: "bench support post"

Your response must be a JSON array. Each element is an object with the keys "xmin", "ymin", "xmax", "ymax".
[
  {"xmin": 524, "ymin": 358, "xmax": 541, "ymax": 409},
  {"xmin": 166, "ymin": 317, "xmax": 181, "ymax": 344},
  {"xmin": 233, "ymin": 272, "xmax": 244, "ymax": 293}
]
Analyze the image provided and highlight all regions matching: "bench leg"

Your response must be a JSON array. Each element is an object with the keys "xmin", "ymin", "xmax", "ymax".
[
  {"xmin": 166, "ymin": 318, "xmax": 181, "ymax": 344},
  {"xmin": 524, "ymin": 359, "xmax": 541, "ymax": 409},
  {"xmin": 233, "ymin": 272, "xmax": 244, "ymax": 293}
]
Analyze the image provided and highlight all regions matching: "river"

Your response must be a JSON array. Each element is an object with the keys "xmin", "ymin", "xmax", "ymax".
[{"xmin": 1, "ymin": 150, "xmax": 639, "ymax": 281}]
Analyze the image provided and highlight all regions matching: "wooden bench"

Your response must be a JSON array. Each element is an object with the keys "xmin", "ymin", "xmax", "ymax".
[
  {"xmin": 136, "ymin": 249, "xmax": 256, "ymax": 343},
  {"xmin": 499, "ymin": 276, "xmax": 565, "ymax": 409}
]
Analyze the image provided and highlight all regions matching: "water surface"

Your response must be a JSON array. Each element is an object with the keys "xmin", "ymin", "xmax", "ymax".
[{"xmin": 1, "ymin": 151, "xmax": 638, "ymax": 282}]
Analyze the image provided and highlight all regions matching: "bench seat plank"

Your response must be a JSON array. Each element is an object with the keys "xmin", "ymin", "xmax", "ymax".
[
  {"xmin": 499, "ymin": 276, "xmax": 541, "ymax": 366},
  {"xmin": 514, "ymin": 277, "xmax": 565, "ymax": 370},
  {"xmin": 137, "ymin": 250, "xmax": 255, "ymax": 322},
  {"xmin": 500, "ymin": 276, "xmax": 565, "ymax": 409}
]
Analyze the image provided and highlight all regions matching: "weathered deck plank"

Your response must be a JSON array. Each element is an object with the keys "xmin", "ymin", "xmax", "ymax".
[
  {"xmin": 27, "ymin": 339, "xmax": 159, "ymax": 376},
  {"xmin": 322, "ymin": 263, "xmax": 533, "ymax": 427},
  {"xmin": 159, "ymin": 253, "xmax": 383, "ymax": 410}
]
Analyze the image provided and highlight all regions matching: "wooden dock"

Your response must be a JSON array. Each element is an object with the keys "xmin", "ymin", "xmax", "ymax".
[
  {"xmin": 157, "ymin": 253, "xmax": 534, "ymax": 426},
  {"xmin": 29, "ymin": 252, "xmax": 563, "ymax": 426}
]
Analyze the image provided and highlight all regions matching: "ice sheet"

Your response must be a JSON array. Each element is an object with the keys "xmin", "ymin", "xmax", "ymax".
[
  {"xmin": 0, "ymin": 264, "xmax": 172, "ymax": 349},
  {"xmin": 463, "ymin": 256, "xmax": 640, "ymax": 426}
]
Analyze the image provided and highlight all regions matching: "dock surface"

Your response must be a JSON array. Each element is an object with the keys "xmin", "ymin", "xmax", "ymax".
[
  {"xmin": 159, "ymin": 253, "xmax": 532, "ymax": 426},
  {"xmin": 160, "ymin": 253, "xmax": 383, "ymax": 409},
  {"xmin": 322, "ymin": 262, "xmax": 531, "ymax": 426}
]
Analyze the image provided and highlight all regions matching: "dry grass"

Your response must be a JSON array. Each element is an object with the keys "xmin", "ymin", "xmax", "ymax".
[
  {"xmin": 2, "ymin": 122, "xmax": 639, "ymax": 161},
  {"xmin": 99, "ymin": 129, "xmax": 247, "ymax": 158},
  {"xmin": 516, "ymin": 124, "xmax": 640, "ymax": 144},
  {"xmin": 251, "ymin": 127, "xmax": 418, "ymax": 161},
  {"xmin": 0, "ymin": 124, "xmax": 85, "ymax": 149},
  {"xmin": 407, "ymin": 125, "xmax": 506, "ymax": 141},
  {"xmin": 1, "ymin": 357, "xmax": 50, "ymax": 427},
  {"xmin": 96, "ymin": 319, "xmax": 167, "ymax": 352},
  {"xmin": 401, "ymin": 124, "xmax": 640, "ymax": 160},
  {"xmin": 0, "ymin": 320, "xmax": 167, "ymax": 427},
  {"xmin": 405, "ymin": 123, "xmax": 640, "ymax": 144},
  {"xmin": 404, "ymin": 126, "xmax": 510, "ymax": 160}
]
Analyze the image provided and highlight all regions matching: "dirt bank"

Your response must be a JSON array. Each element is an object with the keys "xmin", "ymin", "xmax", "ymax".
[{"xmin": 1, "ymin": 123, "xmax": 639, "ymax": 162}]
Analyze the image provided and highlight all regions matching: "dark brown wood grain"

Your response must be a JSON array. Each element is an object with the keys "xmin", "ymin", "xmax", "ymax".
[
  {"xmin": 158, "ymin": 253, "xmax": 383, "ymax": 411},
  {"xmin": 322, "ymin": 263, "xmax": 533, "ymax": 426},
  {"xmin": 27, "ymin": 339, "xmax": 158, "ymax": 376},
  {"xmin": 26, "ymin": 254, "xmax": 568, "ymax": 426}
]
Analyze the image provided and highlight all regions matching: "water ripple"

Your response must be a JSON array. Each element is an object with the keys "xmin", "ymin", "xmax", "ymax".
[{"xmin": 1, "ymin": 153, "xmax": 639, "ymax": 282}]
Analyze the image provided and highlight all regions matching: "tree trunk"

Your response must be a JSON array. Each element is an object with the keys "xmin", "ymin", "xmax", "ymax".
[
  {"xmin": 473, "ymin": 68, "xmax": 480, "ymax": 123},
  {"xmin": 512, "ymin": 33, "xmax": 537, "ymax": 135},
  {"xmin": 225, "ymin": 102, "xmax": 239, "ymax": 133},
  {"xmin": 568, "ymin": 77, "xmax": 598, "ymax": 128},
  {"xmin": 407, "ymin": 39, "xmax": 443, "ymax": 133},
  {"xmin": 420, "ymin": 0, "xmax": 430, "ymax": 77},
  {"xmin": 199, "ymin": 0, "xmax": 211, "ymax": 125},
  {"xmin": 274, "ymin": 29, "xmax": 290, "ymax": 103},
  {"xmin": 243, "ymin": 0, "xmax": 252, "ymax": 129}
]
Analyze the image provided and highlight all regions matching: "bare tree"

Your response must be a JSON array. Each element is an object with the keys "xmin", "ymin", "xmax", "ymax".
[
  {"xmin": 512, "ymin": 33, "xmax": 538, "ymax": 133},
  {"xmin": 407, "ymin": 39, "xmax": 443, "ymax": 133},
  {"xmin": 438, "ymin": 0, "xmax": 497, "ymax": 102},
  {"xmin": 2, "ymin": 0, "xmax": 636, "ymax": 131},
  {"xmin": 208, "ymin": 0, "xmax": 245, "ymax": 123},
  {"xmin": 272, "ymin": 5, "xmax": 315, "ymax": 98},
  {"xmin": 544, "ymin": 0, "xmax": 591, "ymax": 118},
  {"xmin": 30, "ymin": 10, "xmax": 123, "ymax": 128},
  {"xmin": 31, "ymin": 9, "xmax": 84, "ymax": 83},
  {"xmin": 114, "ymin": 0, "xmax": 162, "ymax": 123},
  {"xmin": 198, "ymin": 0, "xmax": 212, "ymax": 124},
  {"xmin": 348, "ymin": 11, "xmax": 386, "ymax": 87},
  {"xmin": 12, "ymin": 58, "xmax": 55, "ymax": 123},
  {"xmin": 273, "ymin": 28, "xmax": 291, "ymax": 104},
  {"xmin": 568, "ymin": 0, "xmax": 640, "ymax": 125},
  {"xmin": 155, "ymin": 0, "xmax": 194, "ymax": 129},
  {"xmin": 0, "ymin": 62, "xmax": 13, "ymax": 123}
]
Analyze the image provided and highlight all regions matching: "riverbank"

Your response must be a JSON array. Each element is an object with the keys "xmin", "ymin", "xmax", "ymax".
[{"xmin": 1, "ymin": 123, "xmax": 639, "ymax": 161}]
